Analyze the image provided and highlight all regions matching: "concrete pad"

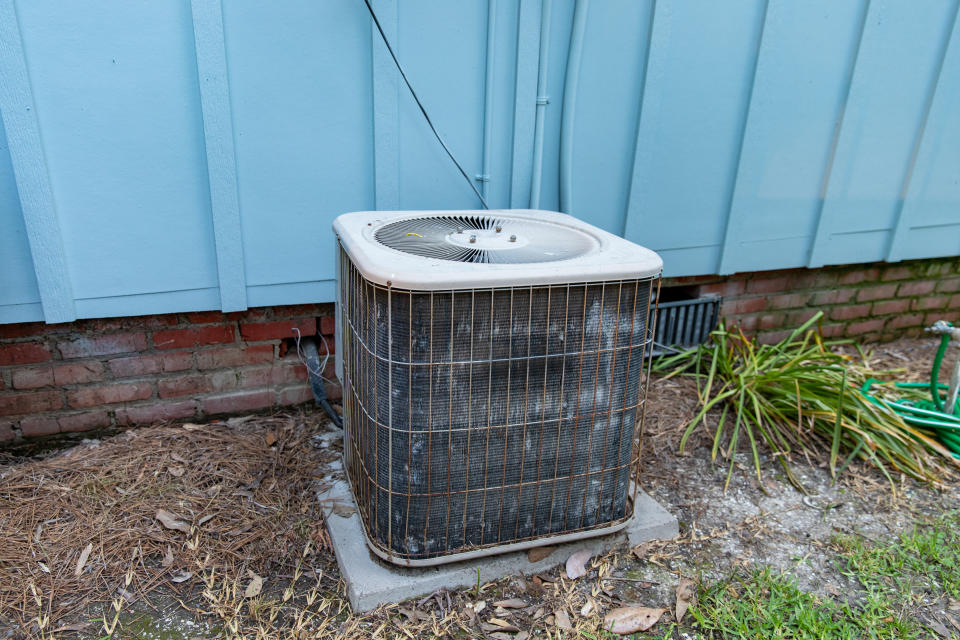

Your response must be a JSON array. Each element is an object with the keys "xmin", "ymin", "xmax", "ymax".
[{"xmin": 320, "ymin": 480, "xmax": 678, "ymax": 612}]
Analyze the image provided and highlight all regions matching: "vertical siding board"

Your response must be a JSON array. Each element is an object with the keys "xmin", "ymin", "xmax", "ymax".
[
  {"xmin": 190, "ymin": 0, "xmax": 247, "ymax": 312},
  {"xmin": 717, "ymin": 0, "xmax": 771, "ymax": 275},
  {"xmin": 718, "ymin": 0, "xmax": 867, "ymax": 275},
  {"xmin": 480, "ymin": 0, "xmax": 498, "ymax": 203},
  {"xmin": 371, "ymin": 0, "xmax": 400, "ymax": 210},
  {"xmin": 509, "ymin": 0, "xmax": 542, "ymax": 209},
  {"xmin": 808, "ymin": 0, "xmax": 957, "ymax": 268},
  {"xmin": 887, "ymin": 3, "xmax": 960, "ymax": 263},
  {"xmin": 0, "ymin": 0, "xmax": 75, "ymax": 323}
]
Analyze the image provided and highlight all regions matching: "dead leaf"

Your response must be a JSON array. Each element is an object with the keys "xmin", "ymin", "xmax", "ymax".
[
  {"xmin": 950, "ymin": 599, "xmax": 960, "ymax": 612},
  {"xmin": 161, "ymin": 546, "xmax": 174, "ymax": 568},
  {"xmin": 198, "ymin": 513, "xmax": 215, "ymax": 526},
  {"xmin": 514, "ymin": 632, "xmax": 530, "ymax": 640},
  {"xmin": 170, "ymin": 452, "xmax": 187, "ymax": 463},
  {"xmin": 167, "ymin": 465, "xmax": 185, "ymax": 477},
  {"xmin": 487, "ymin": 617, "xmax": 519, "ymax": 632},
  {"xmin": 181, "ymin": 422, "xmax": 203, "ymax": 431},
  {"xmin": 604, "ymin": 606, "xmax": 666, "ymax": 634},
  {"xmin": 527, "ymin": 545, "xmax": 556, "ymax": 563},
  {"xmin": 555, "ymin": 609, "xmax": 573, "ymax": 631},
  {"xmin": 332, "ymin": 503, "xmax": 356, "ymax": 518},
  {"xmin": 155, "ymin": 509, "xmax": 191, "ymax": 534},
  {"xmin": 631, "ymin": 542, "xmax": 651, "ymax": 560},
  {"xmin": 493, "ymin": 598, "xmax": 526, "ymax": 609},
  {"xmin": 581, "ymin": 599, "xmax": 595, "ymax": 616},
  {"xmin": 244, "ymin": 570, "xmax": 263, "ymax": 598},
  {"xmin": 566, "ymin": 549, "xmax": 592, "ymax": 580},
  {"xmin": 170, "ymin": 570, "xmax": 192, "ymax": 583},
  {"xmin": 116, "ymin": 586, "xmax": 136, "ymax": 602},
  {"xmin": 473, "ymin": 600, "xmax": 486, "ymax": 614},
  {"xmin": 265, "ymin": 432, "xmax": 277, "ymax": 446},
  {"xmin": 929, "ymin": 620, "xmax": 952, "ymax": 638},
  {"xmin": 74, "ymin": 543, "xmax": 93, "ymax": 577},
  {"xmin": 38, "ymin": 562, "xmax": 50, "ymax": 574},
  {"xmin": 675, "ymin": 578, "xmax": 697, "ymax": 622},
  {"xmin": 205, "ymin": 484, "xmax": 222, "ymax": 498},
  {"xmin": 531, "ymin": 607, "xmax": 545, "ymax": 620},
  {"xmin": 53, "ymin": 622, "xmax": 90, "ymax": 633}
]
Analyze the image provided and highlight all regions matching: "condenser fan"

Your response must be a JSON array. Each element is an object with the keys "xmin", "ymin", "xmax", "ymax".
[{"xmin": 374, "ymin": 214, "xmax": 597, "ymax": 263}]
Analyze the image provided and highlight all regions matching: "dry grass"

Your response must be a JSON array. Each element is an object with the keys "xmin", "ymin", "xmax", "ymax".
[{"xmin": 0, "ymin": 412, "xmax": 337, "ymax": 637}]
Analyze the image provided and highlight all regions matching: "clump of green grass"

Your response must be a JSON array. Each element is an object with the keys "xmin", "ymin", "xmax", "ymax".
[
  {"xmin": 654, "ymin": 312, "xmax": 958, "ymax": 491},
  {"xmin": 833, "ymin": 511, "xmax": 960, "ymax": 601},
  {"xmin": 691, "ymin": 568, "xmax": 920, "ymax": 639}
]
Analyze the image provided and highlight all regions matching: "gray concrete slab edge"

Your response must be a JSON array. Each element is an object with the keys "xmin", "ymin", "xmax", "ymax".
[{"xmin": 320, "ymin": 480, "xmax": 679, "ymax": 612}]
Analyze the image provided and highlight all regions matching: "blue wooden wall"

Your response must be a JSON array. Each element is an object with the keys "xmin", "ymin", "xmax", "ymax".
[{"xmin": 1, "ymin": 0, "xmax": 959, "ymax": 325}]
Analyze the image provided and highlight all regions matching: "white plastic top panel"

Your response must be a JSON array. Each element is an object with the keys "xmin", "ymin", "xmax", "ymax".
[{"xmin": 333, "ymin": 209, "xmax": 663, "ymax": 290}]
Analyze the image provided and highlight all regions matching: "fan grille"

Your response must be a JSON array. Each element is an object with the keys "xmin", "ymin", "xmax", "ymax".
[{"xmin": 374, "ymin": 215, "xmax": 596, "ymax": 263}]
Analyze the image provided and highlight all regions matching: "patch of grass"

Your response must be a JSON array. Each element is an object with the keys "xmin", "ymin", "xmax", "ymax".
[
  {"xmin": 834, "ymin": 511, "xmax": 960, "ymax": 601},
  {"xmin": 690, "ymin": 568, "xmax": 920, "ymax": 639}
]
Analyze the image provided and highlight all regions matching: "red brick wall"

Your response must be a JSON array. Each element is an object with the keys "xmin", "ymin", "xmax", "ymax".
[
  {"xmin": 0, "ymin": 304, "xmax": 336, "ymax": 442},
  {"xmin": 1, "ymin": 256, "xmax": 958, "ymax": 442},
  {"xmin": 665, "ymin": 257, "xmax": 960, "ymax": 345}
]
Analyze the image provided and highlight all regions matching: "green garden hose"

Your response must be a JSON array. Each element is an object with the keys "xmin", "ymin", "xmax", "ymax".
[{"xmin": 861, "ymin": 324, "xmax": 960, "ymax": 457}]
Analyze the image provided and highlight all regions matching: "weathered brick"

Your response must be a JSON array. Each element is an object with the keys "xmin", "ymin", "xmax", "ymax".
[
  {"xmin": 184, "ymin": 311, "xmax": 225, "ymax": 323},
  {"xmin": 272, "ymin": 304, "xmax": 330, "ymax": 319},
  {"xmin": 757, "ymin": 330, "xmax": 792, "ymax": 345},
  {"xmin": 58, "ymin": 411, "xmax": 111, "ymax": 433},
  {"xmin": 108, "ymin": 352, "xmax": 193, "ymax": 377},
  {"xmin": 911, "ymin": 297, "xmax": 946, "ymax": 312},
  {"xmin": 157, "ymin": 371, "xmax": 237, "ymax": 398},
  {"xmin": 846, "ymin": 319, "xmax": 886, "ymax": 336},
  {"xmin": 758, "ymin": 313, "xmax": 784, "ymax": 330},
  {"xmin": 202, "ymin": 390, "xmax": 274, "ymax": 415},
  {"xmin": 897, "ymin": 280, "xmax": 936, "ymax": 297},
  {"xmin": 871, "ymin": 299, "xmax": 910, "ymax": 316},
  {"xmin": 733, "ymin": 315, "xmax": 759, "ymax": 333},
  {"xmin": 838, "ymin": 268, "xmax": 880, "ymax": 286},
  {"xmin": 856, "ymin": 284, "xmax": 898, "ymax": 302},
  {"xmin": 786, "ymin": 309, "xmax": 819, "ymax": 326},
  {"xmin": 12, "ymin": 367, "xmax": 54, "ymax": 390},
  {"xmin": 820, "ymin": 323, "xmax": 846, "ymax": 338},
  {"xmin": 19, "ymin": 415, "xmax": 60, "ymax": 437},
  {"xmin": 53, "ymin": 361, "xmax": 106, "ymax": 385},
  {"xmin": 238, "ymin": 363, "xmax": 308, "ymax": 389},
  {"xmin": 0, "ymin": 420, "xmax": 14, "ymax": 441},
  {"xmin": 0, "ymin": 323, "xmax": 47, "ymax": 339},
  {"xmin": 196, "ymin": 345, "xmax": 274, "ymax": 370},
  {"xmin": 936, "ymin": 277, "xmax": 960, "ymax": 293},
  {"xmin": 115, "ymin": 400, "xmax": 197, "ymax": 425},
  {"xmin": 747, "ymin": 277, "xmax": 791, "ymax": 295},
  {"xmin": 830, "ymin": 304, "xmax": 871, "ymax": 321},
  {"xmin": 886, "ymin": 313, "xmax": 925, "ymax": 330},
  {"xmin": 949, "ymin": 294, "xmax": 960, "ymax": 310},
  {"xmin": 881, "ymin": 266, "xmax": 914, "ymax": 281},
  {"xmin": 67, "ymin": 383, "xmax": 153, "ymax": 408},
  {"xmin": 810, "ymin": 289, "xmax": 856, "ymax": 306},
  {"xmin": 722, "ymin": 297, "xmax": 766, "ymax": 315},
  {"xmin": 320, "ymin": 316, "xmax": 336, "ymax": 335},
  {"xmin": 240, "ymin": 318, "xmax": 316, "ymax": 342},
  {"xmin": 766, "ymin": 293, "xmax": 811, "ymax": 310},
  {"xmin": 0, "ymin": 390, "xmax": 63, "ymax": 416},
  {"xmin": 276, "ymin": 384, "xmax": 314, "ymax": 406},
  {"xmin": 153, "ymin": 325, "xmax": 235, "ymax": 350},
  {"xmin": 58, "ymin": 333, "xmax": 147, "ymax": 359},
  {"xmin": 0, "ymin": 342, "xmax": 52, "ymax": 366}
]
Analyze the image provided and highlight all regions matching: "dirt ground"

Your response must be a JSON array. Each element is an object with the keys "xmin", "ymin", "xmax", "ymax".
[{"xmin": 1, "ymin": 337, "xmax": 958, "ymax": 638}]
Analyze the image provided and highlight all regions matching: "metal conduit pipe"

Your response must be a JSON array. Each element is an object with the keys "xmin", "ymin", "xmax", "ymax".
[
  {"xmin": 559, "ymin": 0, "xmax": 589, "ymax": 213},
  {"xmin": 529, "ymin": 0, "xmax": 553, "ymax": 209}
]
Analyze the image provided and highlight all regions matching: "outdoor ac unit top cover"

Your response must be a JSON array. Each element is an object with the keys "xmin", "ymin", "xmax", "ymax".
[{"xmin": 333, "ymin": 209, "xmax": 663, "ymax": 290}]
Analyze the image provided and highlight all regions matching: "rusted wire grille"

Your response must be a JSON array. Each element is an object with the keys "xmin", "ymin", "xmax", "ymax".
[{"xmin": 339, "ymin": 245, "xmax": 658, "ymax": 562}]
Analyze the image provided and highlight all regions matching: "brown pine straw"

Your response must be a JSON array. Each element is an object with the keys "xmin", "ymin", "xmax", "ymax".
[{"xmin": 0, "ymin": 411, "xmax": 336, "ymax": 635}]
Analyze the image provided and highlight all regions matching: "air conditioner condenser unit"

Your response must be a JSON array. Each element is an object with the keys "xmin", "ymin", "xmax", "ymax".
[{"xmin": 334, "ymin": 210, "xmax": 662, "ymax": 566}]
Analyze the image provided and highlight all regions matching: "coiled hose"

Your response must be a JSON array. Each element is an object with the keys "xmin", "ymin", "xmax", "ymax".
[{"xmin": 862, "ymin": 327, "xmax": 960, "ymax": 457}]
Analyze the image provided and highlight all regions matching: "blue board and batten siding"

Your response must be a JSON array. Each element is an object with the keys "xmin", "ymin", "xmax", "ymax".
[{"xmin": 1, "ymin": 0, "xmax": 958, "ymax": 325}]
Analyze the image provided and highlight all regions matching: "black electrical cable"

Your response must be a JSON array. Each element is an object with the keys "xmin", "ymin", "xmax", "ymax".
[{"xmin": 363, "ymin": 0, "xmax": 490, "ymax": 210}]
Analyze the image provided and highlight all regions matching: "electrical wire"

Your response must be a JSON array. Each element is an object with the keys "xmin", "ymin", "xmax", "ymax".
[{"xmin": 363, "ymin": 0, "xmax": 490, "ymax": 210}]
